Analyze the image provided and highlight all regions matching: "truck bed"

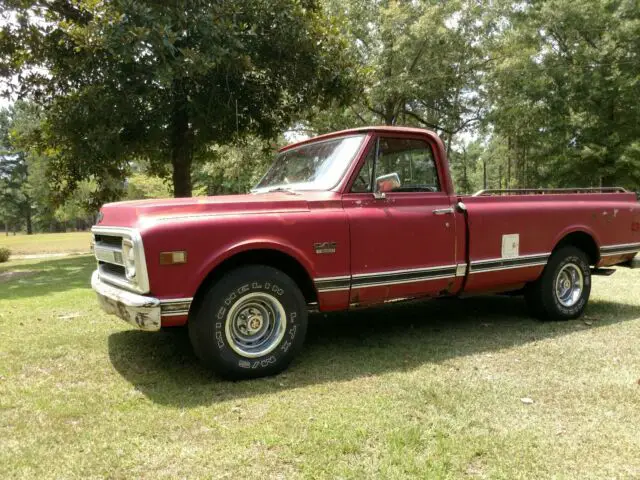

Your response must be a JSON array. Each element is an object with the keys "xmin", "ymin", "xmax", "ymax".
[{"xmin": 458, "ymin": 189, "xmax": 640, "ymax": 293}]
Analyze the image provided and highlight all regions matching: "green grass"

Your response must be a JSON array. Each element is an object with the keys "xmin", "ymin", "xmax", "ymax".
[
  {"xmin": 1, "ymin": 256, "xmax": 640, "ymax": 479},
  {"xmin": 0, "ymin": 231, "xmax": 92, "ymax": 256}
]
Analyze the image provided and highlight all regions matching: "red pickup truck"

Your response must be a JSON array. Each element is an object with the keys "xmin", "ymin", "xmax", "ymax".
[{"xmin": 91, "ymin": 126, "xmax": 640, "ymax": 378}]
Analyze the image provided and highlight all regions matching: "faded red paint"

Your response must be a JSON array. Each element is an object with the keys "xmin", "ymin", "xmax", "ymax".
[{"xmin": 95, "ymin": 127, "xmax": 640, "ymax": 327}]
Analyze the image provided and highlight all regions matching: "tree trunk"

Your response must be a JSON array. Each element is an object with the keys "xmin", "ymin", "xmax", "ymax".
[
  {"xmin": 482, "ymin": 159, "xmax": 487, "ymax": 190},
  {"xmin": 446, "ymin": 133, "xmax": 454, "ymax": 155},
  {"xmin": 383, "ymin": 98, "xmax": 397, "ymax": 126},
  {"xmin": 461, "ymin": 147, "xmax": 468, "ymax": 193},
  {"xmin": 170, "ymin": 81, "xmax": 193, "ymax": 198},
  {"xmin": 25, "ymin": 195, "xmax": 32, "ymax": 235},
  {"xmin": 384, "ymin": 110, "xmax": 395, "ymax": 126},
  {"xmin": 172, "ymin": 145, "xmax": 193, "ymax": 197},
  {"xmin": 507, "ymin": 136, "xmax": 512, "ymax": 189}
]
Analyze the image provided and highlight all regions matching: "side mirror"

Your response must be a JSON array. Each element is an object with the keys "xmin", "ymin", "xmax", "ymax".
[{"xmin": 374, "ymin": 172, "xmax": 401, "ymax": 198}]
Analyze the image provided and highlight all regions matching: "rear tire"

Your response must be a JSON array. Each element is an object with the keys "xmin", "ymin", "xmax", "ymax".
[
  {"xmin": 525, "ymin": 246, "xmax": 591, "ymax": 321},
  {"xmin": 188, "ymin": 265, "xmax": 308, "ymax": 379}
]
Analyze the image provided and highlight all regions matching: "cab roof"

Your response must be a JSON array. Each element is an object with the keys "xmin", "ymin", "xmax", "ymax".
[{"xmin": 279, "ymin": 126, "xmax": 442, "ymax": 152}]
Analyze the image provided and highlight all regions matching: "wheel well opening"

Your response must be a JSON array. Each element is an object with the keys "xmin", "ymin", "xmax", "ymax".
[
  {"xmin": 554, "ymin": 232, "xmax": 599, "ymax": 265},
  {"xmin": 189, "ymin": 249, "xmax": 318, "ymax": 320}
]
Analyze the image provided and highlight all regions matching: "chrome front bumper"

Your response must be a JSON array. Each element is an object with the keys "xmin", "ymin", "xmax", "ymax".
[{"xmin": 91, "ymin": 270, "xmax": 161, "ymax": 331}]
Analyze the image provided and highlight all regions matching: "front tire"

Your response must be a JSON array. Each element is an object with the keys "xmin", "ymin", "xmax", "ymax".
[
  {"xmin": 189, "ymin": 265, "xmax": 308, "ymax": 379},
  {"xmin": 525, "ymin": 246, "xmax": 591, "ymax": 321}
]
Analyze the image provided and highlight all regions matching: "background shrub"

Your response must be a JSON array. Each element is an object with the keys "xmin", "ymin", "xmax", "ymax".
[{"xmin": 0, "ymin": 247, "xmax": 11, "ymax": 263}]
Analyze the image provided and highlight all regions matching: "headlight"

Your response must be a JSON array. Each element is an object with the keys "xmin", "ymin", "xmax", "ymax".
[{"xmin": 122, "ymin": 239, "xmax": 136, "ymax": 280}]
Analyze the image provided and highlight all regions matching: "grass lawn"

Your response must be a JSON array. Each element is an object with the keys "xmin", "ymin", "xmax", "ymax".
[
  {"xmin": 1, "ymin": 255, "xmax": 639, "ymax": 479},
  {"xmin": 0, "ymin": 231, "xmax": 92, "ymax": 256}
]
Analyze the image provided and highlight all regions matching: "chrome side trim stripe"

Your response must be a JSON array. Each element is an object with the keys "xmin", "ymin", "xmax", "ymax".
[
  {"xmin": 352, "ymin": 265, "xmax": 457, "ymax": 288},
  {"xmin": 314, "ymin": 276, "xmax": 350, "ymax": 293},
  {"xmin": 601, "ymin": 250, "xmax": 639, "ymax": 257},
  {"xmin": 315, "ymin": 253, "xmax": 553, "ymax": 293},
  {"xmin": 351, "ymin": 264, "xmax": 458, "ymax": 279},
  {"xmin": 160, "ymin": 298, "xmax": 193, "ymax": 317},
  {"xmin": 600, "ymin": 242, "xmax": 640, "ymax": 251},
  {"xmin": 469, "ymin": 253, "xmax": 550, "ymax": 274},
  {"xmin": 470, "ymin": 260, "xmax": 548, "ymax": 274},
  {"xmin": 314, "ymin": 254, "xmax": 552, "ymax": 292},
  {"xmin": 315, "ymin": 265, "xmax": 459, "ymax": 292},
  {"xmin": 600, "ymin": 242, "xmax": 640, "ymax": 257}
]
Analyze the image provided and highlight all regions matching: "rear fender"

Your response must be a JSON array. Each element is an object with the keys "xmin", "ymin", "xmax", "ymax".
[{"xmin": 550, "ymin": 226, "xmax": 601, "ymax": 263}]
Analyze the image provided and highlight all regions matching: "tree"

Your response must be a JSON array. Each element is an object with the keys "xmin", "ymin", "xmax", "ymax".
[
  {"xmin": 53, "ymin": 180, "xmax": 98, "ymax": 230},
  {"xmin": 0, "ymin": 106, "xmax": 31, "ymax": 234},
  {"xmin": 1, "ymin": 0, "xmax": 355, "ymax": 200},
  {"xmin": 486, "ymin": 0, "xmax": 640, "ymax": 189},
  {"xmin": 1, "ymin": 101, "xmax": 97, "ymax": 233},
  {"xmin": 449, "ymin": 139, "xmax": 486, "ymax": 194},
  {"xmin": 193, "ymin": 136, "xmax": 278, "ymax": 196},
  {"xmin": 125, "ymin": 172, "xmax": 172, "ymax": 200},
  {"xmin": 317, "ymin": 0, "xmax": 491, "ymax": 149}
]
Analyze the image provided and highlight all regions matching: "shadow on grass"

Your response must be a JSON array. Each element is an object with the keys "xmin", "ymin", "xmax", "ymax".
[
  {"xmin": 0, "ymin": 255, "xmax": 94, "ymax": 299},
  {"xmin": 108, "ymin": 295, "xmax": 640, "ymax": 407}
]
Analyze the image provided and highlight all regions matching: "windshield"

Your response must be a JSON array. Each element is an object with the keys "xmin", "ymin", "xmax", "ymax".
[{"xmin": 253, "ymin": 134, "xmax": 366, "ymax": 192}]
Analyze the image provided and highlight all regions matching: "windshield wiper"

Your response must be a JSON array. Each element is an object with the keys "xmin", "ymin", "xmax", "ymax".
[{"xmin": 251, "ymin": 187, "xmax": 300, "ymax": 195}]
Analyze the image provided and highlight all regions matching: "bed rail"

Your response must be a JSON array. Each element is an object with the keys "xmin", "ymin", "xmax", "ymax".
[{"xmin": 472, "ymin": 187, "xmax": 629, "ymax": 197}]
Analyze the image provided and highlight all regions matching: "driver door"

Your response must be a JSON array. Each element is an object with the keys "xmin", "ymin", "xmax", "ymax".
[{"xmin": 342, "ymin": 135, "xmax": 460, "ymax": 306}]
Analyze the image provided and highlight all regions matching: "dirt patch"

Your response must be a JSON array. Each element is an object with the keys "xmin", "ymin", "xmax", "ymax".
[{"xmin": 0, "ymin": 271, "xmax": 36, "ymax": 284}]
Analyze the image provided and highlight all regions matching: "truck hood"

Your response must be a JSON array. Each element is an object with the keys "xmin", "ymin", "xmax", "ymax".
[{"xmin": 96, "ymin": 191, "xmax": 340, "ymax": 228}]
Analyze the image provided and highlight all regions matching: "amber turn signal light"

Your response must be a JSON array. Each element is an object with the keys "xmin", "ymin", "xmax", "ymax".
[{"xmin": 159, "ymin": 251, "xmax": 187, "ymax": 265}]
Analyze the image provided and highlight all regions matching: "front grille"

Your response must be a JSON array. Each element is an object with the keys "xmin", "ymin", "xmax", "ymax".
[
  {"xmin": 92, "ymin": 228, "xmax": 149, "ymax": 294},
  {"xmin": 99, "ymin": 262, "xmax": 126, "ymax": 277},
  {"xmin": 94, "ymin": 232, "xmax": 127, "ymax": 288},
  {"xmin": 94, "ymin": 234, "xmax": 123, "ymax": 247}
]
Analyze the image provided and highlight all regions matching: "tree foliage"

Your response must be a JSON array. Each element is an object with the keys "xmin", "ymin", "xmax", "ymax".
[
  {"xmin": 1, "ymin": 0, "xmax": 355, "ymax": 200},
  {"xmin": 0, "ymin": 105, "xmax": 31, "ymax": 233},
  {"xmin": 485, "ymin": 0, "xmax": 640, "ymax": 189},
  {"xmin": 1, "ymin": 102, "xmax": 95, "ymax": 233},
  {"xmin": 193, "ymin": 136, "xmax": 277, "ymax": 196},
  {"xmin": 1, "ymin": 0, "xmax": 639, "ymax": 222},
  {"xmin": 316, "ymin": 0, "xmax": 492, "ymax": 146}
]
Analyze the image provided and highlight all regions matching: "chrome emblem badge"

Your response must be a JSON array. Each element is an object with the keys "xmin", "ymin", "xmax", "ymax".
[{"xmin": 314, "ymin": 242, "xmax": 337, "ymax": 254}]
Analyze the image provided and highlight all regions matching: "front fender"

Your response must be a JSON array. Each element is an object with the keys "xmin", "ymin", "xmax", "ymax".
[{"xmin": 188, "ymin": 237, "xmax": 317, "ymax": 295}]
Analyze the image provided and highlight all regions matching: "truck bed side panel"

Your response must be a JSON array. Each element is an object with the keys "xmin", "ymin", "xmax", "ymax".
[{"xmin": 461, "ymin": 193, "xmax": 640, "ymax": 293}]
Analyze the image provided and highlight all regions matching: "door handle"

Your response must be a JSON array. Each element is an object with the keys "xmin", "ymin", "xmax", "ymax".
[{"xmin": 432, "ymin": 207, "xmax": 454, "ymax": 215}]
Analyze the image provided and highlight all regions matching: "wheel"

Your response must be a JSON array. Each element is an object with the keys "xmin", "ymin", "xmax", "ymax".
[
  {"xmin": 525, "ymin": 246, "xmax": 591, "ymax": 321},
  {"xmin": 188, "ymin": 265, "xmax": 308, "ymax": 379}
]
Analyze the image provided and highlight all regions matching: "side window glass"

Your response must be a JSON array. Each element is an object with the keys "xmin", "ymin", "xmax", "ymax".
[
  {"xmin": 376, "ymin": 138, "xmax": 440, "ymax": 193},
  {"xmin": 350, "ymin": 144, "xmax": 375, "ymax": 193}
]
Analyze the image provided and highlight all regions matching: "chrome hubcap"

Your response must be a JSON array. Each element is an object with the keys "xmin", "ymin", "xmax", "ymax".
[
  {"xmin": 225, "ymin": 292, "xmax": 286, "ymax": 358},
  {"xmin": 554, "ymin": 263, "xmax": 584, "ymax": 307}
]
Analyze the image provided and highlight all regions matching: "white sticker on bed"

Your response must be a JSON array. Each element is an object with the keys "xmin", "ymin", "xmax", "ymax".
[{"xmin": 502, "ymin": 234, "xmax": 519, "ymax": 258}]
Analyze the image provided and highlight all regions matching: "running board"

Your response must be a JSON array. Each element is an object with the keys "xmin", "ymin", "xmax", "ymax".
[{"xmin": 590, "ymin": 268, "xmax": 616, "ymax": 276}]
